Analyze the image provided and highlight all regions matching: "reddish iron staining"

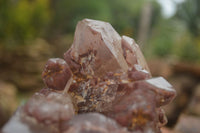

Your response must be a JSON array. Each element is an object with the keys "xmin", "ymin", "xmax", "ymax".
[{"xmin": 2, "ymin": 19, "xmax": 176, "ymax": 133}]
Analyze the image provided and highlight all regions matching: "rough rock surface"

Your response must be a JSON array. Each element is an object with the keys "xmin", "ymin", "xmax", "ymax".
[
  {"xmin": 24, "ymin": 88, "xmax": 75, "ymax": 124},
  {"xmin": 61, "ymin": 113, "xmax": 129, "ymax": 133},
  {"xmin": 2, "ymin": 19, "xmax": 176, "ymax": 133},
  {"xmin": 3, "ymin": 88, "xmax": 75, "ymax": 133}
]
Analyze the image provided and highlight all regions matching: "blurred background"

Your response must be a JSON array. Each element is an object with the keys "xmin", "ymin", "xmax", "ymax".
[{"xmin": 0, "ymin": 0, "xmax": 200, "ymax": 132}]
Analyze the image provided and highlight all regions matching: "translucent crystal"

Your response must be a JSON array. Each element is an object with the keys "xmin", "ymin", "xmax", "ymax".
[
  {"xmin": 64, "ymin": 19, "xmax": 129, "ymax": 77},
  {"xmin": 2, "ymin": 19, "xmax": 176, "ymax": 133}
]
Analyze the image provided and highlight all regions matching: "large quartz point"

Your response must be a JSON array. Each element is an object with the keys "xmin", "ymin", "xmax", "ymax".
[
  {"xmin": 64, "ymin": 19, "xmax": 129, "ymax": 77},
  {"xmin": 2, "ymin": 19, "xmax": 176, "ymax": 133}
]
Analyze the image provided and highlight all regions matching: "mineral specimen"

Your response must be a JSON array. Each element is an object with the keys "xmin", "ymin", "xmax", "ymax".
[{"xmin": 2, "ymin": 19, "xmax": 176, "ymax": 133}]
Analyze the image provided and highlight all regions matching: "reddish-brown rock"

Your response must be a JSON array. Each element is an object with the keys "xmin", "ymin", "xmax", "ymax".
[
  {"xmin": 105, "ymin": 77, "xmax": 175, "ymax": 132},
  {"xmin": 108, "ymin": 87, "xmax": 159, "ymax": 132}
]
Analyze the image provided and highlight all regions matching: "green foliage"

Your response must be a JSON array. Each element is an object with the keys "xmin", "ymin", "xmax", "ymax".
[
  {"xmin": 176, "ymin": 0, "xmax": 200, "ymax": 37},
  {"xmin": 145, "ymin": 0, "xmax": 200, "ymax": 62},
  {"xmin": 0, "ymin": 0, "xmax": 50, "ymax": 46},
  {"xmin": 0, "ymin": 0, "xmax": 161, "ymax": 47},
  {"xmin": 107, "ymin": 0, "xmax": 145, "ymax": 35},
  {"xmin": 151, "ymin": 38, "xmax": 173, "ymax": 57},
  {"xmin": 0, "ymin": 0, "xmax": 199, "ymax": 62},
  {"xmin": 50, "ymin": 0, "xmax": 112, "ymax": 35},
  {"xmin": 48, "ymin": 0, "xmax": 162, "ymax": 39},
  {"xmin": 175, "ymin": 32, "xmax": 200, "ymax": 61},
  {"xmin": 147, "ymin": 17, "xmax": 200, "ymax": 62},
  {"xmin": 180, "ymin": 41, "xmax": 200, "ymax": 61},
  {"xmin": 173, "ymin": 0, "xmax": 200, "ymax": 61},
  {"xmin": 146, "ymin": 19, "xmax": 175, "ymax": 57}
]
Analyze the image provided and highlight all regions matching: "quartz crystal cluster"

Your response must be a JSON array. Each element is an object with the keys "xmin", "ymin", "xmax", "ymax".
[{"xmin": 2, "ymin": 19, "xmax": 176, "ymax": 133}]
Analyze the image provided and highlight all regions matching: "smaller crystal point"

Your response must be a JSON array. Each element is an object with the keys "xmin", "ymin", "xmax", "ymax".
[
  {"xmin": 136, "ymin": 77, "xmax": 176, "ymax": 107},
  {"xmin": 42, "ymin": 58, "xmax": 72, "ymax": 90},
  {"xmin": 107, "ymin": 87, "xmax": 159, "ymax": 132},
  {"xmin": 121, "ymin": 35, "xmax": 150, "ymax": 73}
]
